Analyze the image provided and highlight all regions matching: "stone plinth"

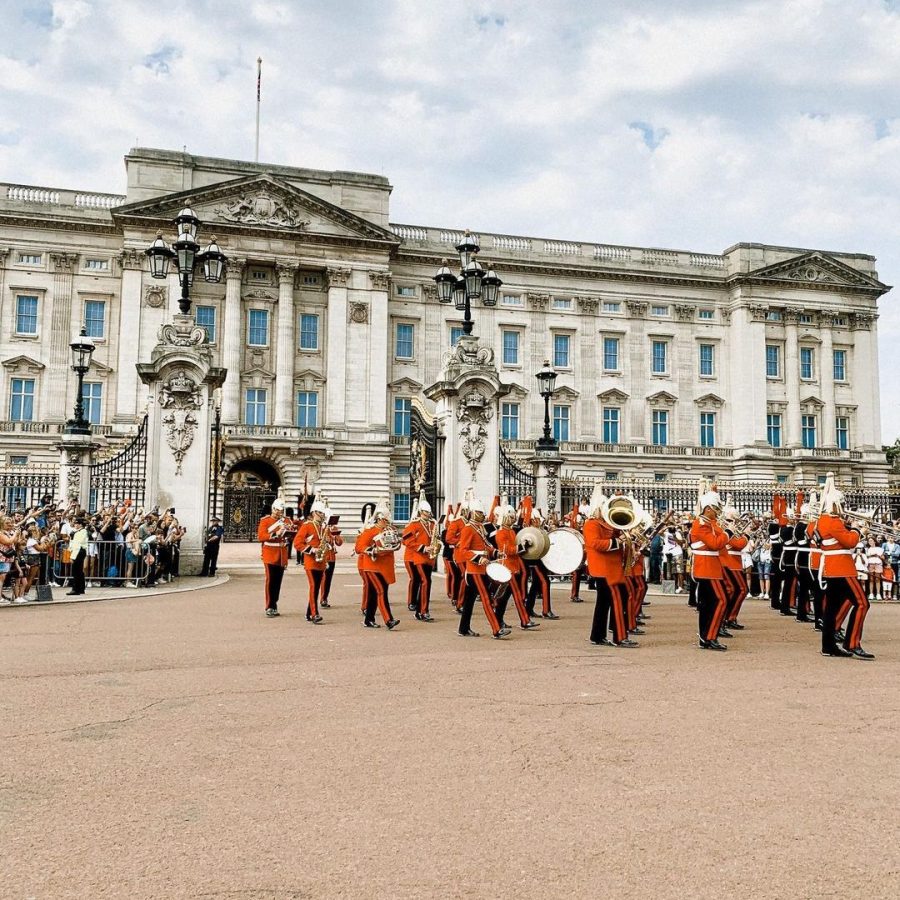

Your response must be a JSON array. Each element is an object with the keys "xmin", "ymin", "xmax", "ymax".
[
  {"xmin": 530, "ymin": 448, "xmax": 565, "ymax": 515},
  {"xmin": 56, "ymin": 433, "xmax": 98, "ymax": 508},
  {"xmin": 137, "ymin": 314, "xmax": 226, "ymax": 574},
  {"xmin": 424, "ymin": 335, "xmax": 510, "ymax": 504}
]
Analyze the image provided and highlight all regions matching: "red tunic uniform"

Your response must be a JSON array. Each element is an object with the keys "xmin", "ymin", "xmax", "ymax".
[
  {"xmin": 355, "ymin": 525, "xmax": 397, "ymax": 584},
  {"xmin": 456, "ymin": 522, "xmax": 494, "ymax": 574},
  {"xmin": 293, "ymin": 520, "xmax": 328, "ymax": 571},
  {"xmin": 689, "ymin": 518, "xmax": 728, "ymax": 579},
  {"xmin": 816, "ymin": 514, "xmax": 861, "ymax": 578},
  {"xmin": 258, "ymin": 515, "xmax": 289, "ymax": 567},
  {"xmin": 402, "ymin": 518, "xmax": 436, "ymax": 566},
  {"xmin": 583, "ymin": 518, "xmax": 624, "ymax": 585}
]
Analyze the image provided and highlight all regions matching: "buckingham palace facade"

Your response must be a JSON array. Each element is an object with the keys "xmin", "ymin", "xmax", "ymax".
[{"xmin": 0, "ymin": 147, "xmax": 890, "ymax": 524}]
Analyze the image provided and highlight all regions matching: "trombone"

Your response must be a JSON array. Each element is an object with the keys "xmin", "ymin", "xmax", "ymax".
[{"xmin": 843, "ymin": 508, "xmax": 900, "ymax": 541}]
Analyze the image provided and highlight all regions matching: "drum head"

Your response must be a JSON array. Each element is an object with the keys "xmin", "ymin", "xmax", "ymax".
[
  {"xmin": 544, "ymin": 528, "xmax": 585, "ymax": 575},
  {"xmin": 486, "ymin": 561, "xmax": 512, "ymax": 583}
]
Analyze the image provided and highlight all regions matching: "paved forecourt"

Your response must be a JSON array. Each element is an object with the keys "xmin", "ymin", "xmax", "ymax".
[{"xmin": 2, "ymin": 563, "xmax": 899, "ymax": 900}]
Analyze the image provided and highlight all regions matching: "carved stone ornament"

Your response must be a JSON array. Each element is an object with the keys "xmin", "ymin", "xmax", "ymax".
[
  {"xmin": 546, "ymin": 464, "xmax": 559, "ymax": 513},
  {"xmin": 443, "ymin": 335, "xmax": 495, "ymax": 370},
  {"xmin": 720, "ymin": 308, "xmax": 733, "ymax": 325},
  {"xmin": 422, "ymin": 283, "xmax": 438, "ymax": 301},
  {"xmin": 850, "ymin": 311, "xmax": 877, "ymax": 330},
  {"xmin": 456, "ymin": 389, "xmax": 495, "ymax": 477},
  {"xmin": 244, "ymin": 288, "xmax": 277, "ymax": 302},
  {"xmin": 625, "ymin": 300, "xmax": 648, "ymax": 318},
  {"xmin": 144, "ymin": 285, "xmax": 167, "ymax": 308},
  {"xmin": 348, "ymin": 302, "xmax": 369, "ymax": 324},
  {"xmin": 326, "ymin": 267, "xmax": 351, "ymax": 288},
  {"xmin": 747, "ymin": 303, "xmax": 768, "ymax": 323},
  {"xmin": 158, "ymin": 370, "xmax": 204, "ymax": 476},
  {"xmin": 674, "ymin": 303, "xmax": 696, "ymax": 322},
  {"xmin": 214, "ymin": 191, "xmax": 309, "ymax": 229},
  {"xmin": 410, "ymin": 436, "xmax": 428, "ymax": 494},
  {"xmin": 50, "ymin": 252, "xmax": 77, "ymax": 272},
  {"xmin": 159, "ymin": 314, "xmax": 206, "ymax": 347},
  {"xmin": 783, "ymin": 309, "xmax": 801, "ymax": 325},
  {"xmin": 526, "ymin": 293, "xmax": 550, "ymax": 311},
  {"xmin": 369, "ymin": 271, "xmax": 391, "ymax": 291},
  {"xmin": 577, "ymin": 297, "xmax": 599, "ymax": 315},
  {"xmin": 119, "ymin": 248, "xmax": 144, "ymax": 271}
]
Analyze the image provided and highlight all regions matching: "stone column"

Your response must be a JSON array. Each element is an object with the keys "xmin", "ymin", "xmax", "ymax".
[
  {"xmin": 531, "ymin": 451, "xmax": 564, "ymax": 514},
  {"xmin": 526, "ymin": 293, "xmax": 550, "ymax": 437},
  {"xmin": 673, "ymin": 304, "xmax": 697, "ymax": 444},
  {"xmin": 325, "ymin": 267, "xmax": 350, "ymax": 427},
  {"xmin": 784, "ymin": 312, "xmax": 801, "ymax": 447},
  {"xmin": 820, "ymin": 322, "xmax": 836, "ymax": 447},
  {"xmin": 0, "ymin": 248, "xmax": 9, "ymax": 409},
  {"xmin": 221, "ymin": 258, "xmax": 246, "ymax": 423},
  {"xmin": 115, "ymin": 249, "xmax": 145, "ymax": 422},
  {"xmin": 46, "ymin": 252, "xmax": 79, "ymax": 422},
  {"xmin": 729, "ymin": 303, "xmax": 769, "ymax": 447},
  {"xmin": 625, "ymin": 301, "xmax": 648, "ymax": 442},
  {"xmin": 577, "ymin": 298, "xmax": 599, "ymax": 440},
  {"xmin": 137, "ymin": 315, "xmax": 226, "ymax": 574},
  {"xmin": 425, "ymin": 335, "xmax": 510, "ymax": 504},
  {"xmin": 274, "ymin": 262, "xmax": 297, "ymax": 426},
  {"xmin": 57, "ymin": 433, "xmax": 96, "ymax": 508},
  {"xmin": 368, "ymin": 270, "xmax": 391, "ymax": 430},
  {"xmin": 852, "ymin": 312, "xmax": 879, "ymax": 449}
]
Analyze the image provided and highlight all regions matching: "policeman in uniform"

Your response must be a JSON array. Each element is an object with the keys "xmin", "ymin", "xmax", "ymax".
[{"xmin": 257, "ymin": 498, "xmax": 290, "ymax": 618}]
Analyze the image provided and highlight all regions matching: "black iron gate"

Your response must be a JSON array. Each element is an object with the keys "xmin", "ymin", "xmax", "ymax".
[
  {"xmin": 409, "ymin": 404, "xmax": 443, "ymax": 514},
  {"xmin": 498, "ymin": 443, "xmax": 535, "ymax": 508},
  {"xmin": 221, "ymin": 484, "xmax": 278, "ymax": 541},
  {"xmin": 88, "ymin": 415, "xmax": 148, "ymax": 512}
]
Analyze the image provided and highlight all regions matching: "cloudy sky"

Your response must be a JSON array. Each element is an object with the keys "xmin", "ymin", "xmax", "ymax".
[{"xmin": 2, "ymin": 0, "xmax": 899, "ymax": 440}]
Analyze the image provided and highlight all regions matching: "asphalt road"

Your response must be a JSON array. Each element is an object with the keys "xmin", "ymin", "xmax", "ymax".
[{"xmin": 2, "ymin": 566, "xmax": 898, "ymax": 899}]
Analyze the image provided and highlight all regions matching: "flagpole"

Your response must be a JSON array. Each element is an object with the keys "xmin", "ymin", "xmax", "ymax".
[{"xmin": 255, "ymin": 57, "xmax": 262, "ymax": 163}]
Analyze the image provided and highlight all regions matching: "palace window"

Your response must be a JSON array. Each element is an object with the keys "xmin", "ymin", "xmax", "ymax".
[
  {"xmin": 833, "ymin": 349, "xmax": 847, "ymax": 381},
  {"xmin": 835, "ymin": 416, "xmax": 849, "ymax": 450},
  {"xmin": 699, "ymin": 412, "xmax": 716, "ymax": 448},
  {"xmin": 15, "ymin": 295, "xmax": 39, "ymax": 335},
  {"xmin": 17, "ymin": 252, "xmax": 42, "ymax": 265},
  {"xmin": 248, "ymin": 309, "xmax": 269, "ymax": 346},
  {"xmin": 396, "ymin": 285, "xmax": 417, "ymax": 298},
  {"xmin": 601, "ymin": 301, "xmax": 621, "ymax": 313},
  {"xmin": 395, "ymin": 323, "xmax": 414, "ymax": 359},
  {"xmin": 553, "ymin": 333, "xmax": 571, "ymax": 368},
  {"xmin": 502, "ymin": 330, "xmax": 520, "ymax": 365},
  {"xmin": 767, "ymin": 414, "xmax": 782, "ymax": 448},
  {"xmin": 9, "ymin": 378, "xmax": 35, "ymax": 422},
  {"xmin": 799, "ymin": 313, "xmax": 813, "ymax": 324},
  {"xmin": 651, "ymin": 410, "xmax": 668, "ymax": 446},
  {"xmin": 651, "ymin": 305, "xmax": 669, "ymax": 317},
  {"xmin": 296, "ymin": 391, "xmax": 318, "ymax": 428},
  {"xmin": 766, "ymin": 344, "xmax": 780, "ymax": 378},
  {"xmin": 605, "ymin": 471, "xmax": 619, "ymax": 481},
  {"xmin": 393, "ymin": 397, "xmax": 411, "ymax": 436},
  {"xmin": 801, "ymin": 414, "xmax": 817, "ymax": 449},
  {"xmin": 699, "ymin": 343, "xmax": 715, "ymax": 377},
  {"xmin": 551, "ymin": 297, "xmax": 573, "ymax": 310},
  {"xmin": 501, "ymin": 294, "xmax": 523, "ymax": 307},
  {"xmin": 552, "ymin": 405, "xmax": 570, "ymax": 442},
  {"xmin": 651, "ymin": 340, "xmax": 667, "ymax": 375},
  {"xmin": 602, "ymin": 407, "xmax": 620, "ymax": 444},
  {"xmin": 299, "ymin": 313, "xmax": 319, "ymax": 351},
  {"xmin": 393, "ymin": 493, "xmax": 411, "ymax": 521},
  {"xmin": 766, "ymin": 310, "xmax": 782, "ymax": 321},
  {"xmin": 698, "ymin": 309, "xmax": 715, "ymax": 320},
  {"xmin": 195, "ymin": 305, "xmax": 216, "ymax": 342},
  {"xmin": 81, "ymin": 383, "xmax": 102, "ymax": 426},
  {"xmin": 800, "ymin": 347, "xmax": 815, "ymax": 380},
  {"xmin": 501, "ymin": 402, "xmax": 520, "ymax": 440},
  {"xmin": 602, "ymin": 337, "xmax": 619, "ymax": 371},
  {"xmin": 83, "ymin": 299, "xmax": 106, "ymax": 339},
  {"xmin": 450, "ymin": 326, "xmax": 464, "ymax": 347},
  {"xmin": 244, "ymin": 388, "xmax": 267, "ymax": 426},
  {"xmin": 84, "ymin": 258, "xmax": 109, "ymax": 271}
]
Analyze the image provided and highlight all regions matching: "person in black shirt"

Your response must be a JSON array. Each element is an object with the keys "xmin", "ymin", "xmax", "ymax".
[{"xmin": 200, "ymin": 517, "xmax": 224, "ymax": 576}]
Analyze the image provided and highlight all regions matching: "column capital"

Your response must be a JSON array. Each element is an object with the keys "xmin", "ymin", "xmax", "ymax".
[
  {"xmin": 50, "ymin": 251, "xmax": 78, "ymax": 273},
  {"xmin": 746, "ymin": 302, "xmax": 767, "ymax": 323},
  {"xmin": 850, "ymin": 311, "xmax": 877, "ymax": 331},
  {"xmin": 326, "ymin": 267, "xmax": 351, "ymax": 288},
  {"xmin": 368, "ymin": 270, "xmax": 391, "ymax": 291},
  {"xmin": 118, "ymin": 248, "xmax": 144, "ymax": 271},
  {"xmin": 526, "ymin": 292, "xmax": 550, "ymax": 311},
  {"xmin": 226, "ymin": 257, "xmax": 247, "ymax": 280},
  {"xmin": 783, "ymin": 309, "xmax": 801, "ymax": 326},
  {"xmin": 625, "ymin": 299, "xmax": 647, "ymax": 318},
  {"xmin": 577, "ymin": 296, "xmax": 599, "ymax": 315},
  {"xmin": 0, "ymin": 247, "xmax": 10, "ymax": 264},
  {"xmin": 276, "ymin": 261, "xmax": 297, "ymax": 284},
  {"xmin": 673, "ymin": 303, "xmax": 696, "ymax": 322}
]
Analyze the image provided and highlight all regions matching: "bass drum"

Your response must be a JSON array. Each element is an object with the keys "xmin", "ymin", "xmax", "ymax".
[
  {"xmin": 486, "ymin": 561, "xmax": 512, "ymax": 583},
  {"xmin": 543, "ymin": 527, "xmax": 585, "ymax": 576}
]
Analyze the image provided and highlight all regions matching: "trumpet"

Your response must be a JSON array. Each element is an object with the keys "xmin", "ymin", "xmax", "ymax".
[{"xmin": 843, "ymin": 509, "xmax": 900, "ymax": 541}]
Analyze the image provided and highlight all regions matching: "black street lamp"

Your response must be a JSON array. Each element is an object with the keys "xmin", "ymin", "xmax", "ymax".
[
  {"xmin": 433, "ymin": 230, "xmax": 502, "ymax": 336},
  {"xmin": 535, "ymin": 359, "xmax": 559, "ymax": 451},
  {"xmin": 145, "ymin": 205, "xmax": 227, "ymax": 315},
  {"xmin": 64, "ymin": 325, "xmax": 96, "ymax": 435}
]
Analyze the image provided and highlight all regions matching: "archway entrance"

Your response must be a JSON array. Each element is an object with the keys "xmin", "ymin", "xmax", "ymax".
[{"xmin": 221, "ymin": 459, "xmax": 281, "ymax": 541}]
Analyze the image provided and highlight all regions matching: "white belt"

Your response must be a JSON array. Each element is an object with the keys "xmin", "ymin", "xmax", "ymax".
[
  {"xmin": 821, "ymin": 548, "xmax": 852, "ymax": 556},
  {"xmin": 821, "ymin": 538, "xmax": 840, "ymax": 547},
  {"xmin": 727, "ymin": 550, "xmax": 742, "ymax": 556},
  {"xmin": 692, "ymin": 550, "xmax": 721, "ymax": 557},
  {"xmin": 263, "ymin": 541, "xmax": 285, "ymax": 547}
]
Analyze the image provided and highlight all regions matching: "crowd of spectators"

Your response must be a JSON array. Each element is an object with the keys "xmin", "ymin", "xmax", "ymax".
[{"xmin": 0, "ymin": 498, "xmax": 185, "ymax": 603}]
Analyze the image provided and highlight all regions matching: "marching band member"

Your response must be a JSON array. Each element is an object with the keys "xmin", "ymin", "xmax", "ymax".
[
  {"xmin": 569, "ymin": 501, "xmax": 589, "ymax": 603},
  {"xmin": 794, "ymin": 495, "xmax": 815, "ymax": 624},
  {"xmin": 293, "ymin": 498, "xmax": 331, "ymax": 624},
  {"xmin": 456, "ymin": 498, "xmax": 510, "ymax": 639},
  {"xmin": 584, "ymin": 486, "xmax": 635, "ymax": 648},
  {"xmin": 491, "ymin": 497, "xmax": 538, "ymax": 630},
  {"xmin": 816, "ymin": 474, "xmax": 873, "ymax": 659},
  {"xmin": 440, "ymin": 504, "xmax": 460, "ymax": 605},
  {"xmin": 689, "ymin": 488, "xmax": 730, "ymax": 651},
  {"xmin": 401, "ymin": 490, "xmax": 439, "ymax": 621},
  {"xmin": 450, "ymin": 491, "xmax": 473, "ymax": 611},
  {"xmin": 354, "ymin": 499, "xmax": 401, "ymax": 630},
  {"xmin": 778, "ymin": 497, "xmax": 800, "ymax": 617},
  {"xmin": 805, "ymin": 496, "xmax": 825, "ymax": 631},
  {"xmin": 524, "ymin": 506, "xmax": 558, "ymax": 620},
  {"xmin": 320, "ymin": 499, "xmax": 342, "ymax": 608},
  {"xmin": 720, "ymin": 501, "xmax": 749, "ymax": 633},
  {"xmin": 257, "ymin": 498, "xmax": 290, "ymax": 618},
  {"xmin": 768, "ymin": 495, "xmax": 787, "ymax": 610}
]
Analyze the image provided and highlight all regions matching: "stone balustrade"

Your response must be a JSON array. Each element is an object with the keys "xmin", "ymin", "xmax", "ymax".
[{"xmin": 3, "ymin": 183, "xmax": 125, "ymax": 208}]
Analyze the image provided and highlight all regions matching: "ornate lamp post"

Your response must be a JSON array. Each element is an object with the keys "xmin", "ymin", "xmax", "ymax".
[
  {"xmin": 535, "ymin": 359, "xmax": 559, "ymax": 451},
  {"xmin": 433, "ymin": 230, "xmax": 502, "ymax": 335},
  {"xmin": 64, "ymin": 326, "xmax": 96, "ymax": 435},
  {"xmin": 145, "ymin": 206, "xmax": 227, "ymax": 316}
]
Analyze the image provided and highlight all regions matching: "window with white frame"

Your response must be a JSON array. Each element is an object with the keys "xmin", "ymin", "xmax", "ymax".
[
  {"xmin": 82, "ymin": 382, "xmax": 103, "ymax": 425},
  {"xmin": 396, "ymin": 285, "xmax": 417, "ymax": 298},
  {"xmin": 300, "ymin": 272, "xmax": 321, "ymax": 287},
  {"xmin": 502, "ymin": 330, "xmax": 520, "ymax": 365},
  {"xmin": 299, "ymin": 313, "xmax": 319, "ymax": 351},
  {"xmin": 766, "ymin": 344, "xmax": 781, "ymax": 378},
  {"xmin": 835, "ymin": 416, "xmax": 849, "ymax": 450},
  {"xmin": 699, "ymin": 411, "xmax": 716, "ymax": 447},
  {"xmin": 651, "ymin": 340, "xmax": 668, "ymax": 374},
  {"xmin": 602, "ymin": 337, "xmax": 619, "ymax": 371},
  {"xmin": 605, "ymin": 471, "xmax": 619, "ymax": 481},
  {"xmin": 393, "ymin": 492, "xmax": 411, "ymax": 521},
  {"xmin": 395, "ymin": 322, "xmax": 414, "ymax": 359},
  {"xmin": 84, "ymin": 258, "xmax": 109, "ymax": 271},
  {"xmin": 296, "ymin": 391, "xmax": 318, "ymax": 428},
  {"xmin": 393, "ymin": 397, "xmax": 411, "ymax": 436},
  {"xmin": 799, "ymin": 313, "xmax": 813, "ymax": 324},
  {"xmin": 698, "ymin": 309, "xmax": 715, "ymax": 320},
  {"xmin": 195, "ymin": 305, "xmax": 216, "ymax": 342},
  {"xmin": 551, "ymin": 297, "xmax": 573, "ymax": 310},
  {"xmin": 601, "ymin": 301, "xmax": 621, "ymax": 313},
  {"xmin": 244, "ymin": 388, "xmax": 267, "ymax": 425},
  {"xmin": 833, "ymin": 349, "xmax": 847, "ymax": 381},
  {"xmin": 602, "ymin": 407, "xmax": 620, "ymax": 444},
  {"xmin": 450, "ymin": 325, "xmax": 464, "ymax": 347},
  {"xmin": 801, "ymin": 414, "xmax": 817, "ymax": 449},
  {"xmin": 17, "ymin": 252, "xmax": 42, "ymax": 265},
  {"xmin": 501, "ymin": 402, "xmax": 519, "ymax": 440},
  {"xmin": 651, "ymin": 305, "xmax": 669, "ymax": 317},
  {"xmin": 766, "ymin": 310, "xmax": 782, "ymax": 321},
  {"xmin": 83, "ymin": 299, "xmax": 106, "ymax": 339},
  {"xmin": 501, "ymin": 294, "xmax": 523, "ymax": 307},
  {"xmin": 767, "ymin": 414, "xmax": 782, "ymax": 448},
  {"xmin": 248, "ymin": 309, "xmax": 269, "ymax": 346},
  {"xmin": 552, "ymin": 405, "xmax": 570, "ymax": 441},
  {"xmin": 553, "ymin": 333, "xmax": 571, "ymax": 368},
  {"xmin": 698, "ymin": 343, "xmax": 715, "ymax": 377},
  {"xmin": 9, "ymin": 378, "xmax": 35, "ymax": 422},
  {"xmin": 395, "ymin": 465, "xmax": 410, "ymax": 478},
  {"xmin": 9, "ymin": 456, "xmax": 27, "ymax": 466},
  {"xmin": 651, "ymin": 409, "xmax": 668, "ymax": 446},
  {"xmin": 800, "ymin": 347, "xmax": 815, "ymax": 380},
  {"xmin": 250, "ymin": 268, "xmax": 269, "ymax": 282},
  {"xmin": 15, "ymin": 295, "xmax": 39, "ymax": 335}
]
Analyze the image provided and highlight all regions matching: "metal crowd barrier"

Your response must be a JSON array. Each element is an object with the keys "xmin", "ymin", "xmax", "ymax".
[{"xmin": 51, "ymin": 539, "xmax": 177, "ymax": 588}]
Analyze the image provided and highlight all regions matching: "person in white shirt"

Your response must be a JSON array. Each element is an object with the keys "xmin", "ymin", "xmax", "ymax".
[
  {"xmin": 866, "ymin": 536, "xmax": 884, "ymax": 600},
  {"xmin": 67, "ymin": 517, "xmax": 89, "ymax": 596}
]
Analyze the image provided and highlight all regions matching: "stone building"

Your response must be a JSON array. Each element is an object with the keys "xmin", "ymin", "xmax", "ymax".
[{"xmin": 0, "ymin": 147, "xmax": 890, "ymax": 534}]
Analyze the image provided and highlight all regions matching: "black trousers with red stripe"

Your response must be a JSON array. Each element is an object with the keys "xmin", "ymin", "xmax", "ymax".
[
  {"xmin": 362, "ymin": 571, "xmax": 394, "ymax": 625},
  {"xmin": 696, "ymin": 577, "xmax": 728, "ymax": 642},
  {"xmin": 323, "ymin": 561, "xmax": 335, "ymax": 601},
  {"xmin": 590, "ymin": 581, "xmax": 627, "ymax": 644},
  {"xmin": 824, "ymin": 576, "xmax": 869, "ymax": 651},
  {"xmin": 444, "ymin": 557, "xmax": 461, "ymax": 602},
  {"xmin": 494, "ymin": 567, "xmax": 530, "ymax": 627},
  {"xmin": 525, "ymin": 560, "xmax": 552, "ymax": 616},
  {"xmin": 724, "ymin": 568, "xmax": 748, "ymax": 622},
  {"xmin": 305, "ymin": 567, "xmax": 323, "ymax": 618},
  {"xmin": 405, "ymin": 561, "xmax": 433, "ymax": 614},
  {"xmin": 460, "ymin": 573, "xmax": 501, "ymax": 636},
  {"xmin": 264, "ymin": 563, "xmax": 285, "ymax": 611},
  {"xmin": 779, "ymin": 566, "xmax": 798, "ymax": 614},
  {"xmin": 769, "ymin": 558, "xmax": 783, "ymax": 608}
]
